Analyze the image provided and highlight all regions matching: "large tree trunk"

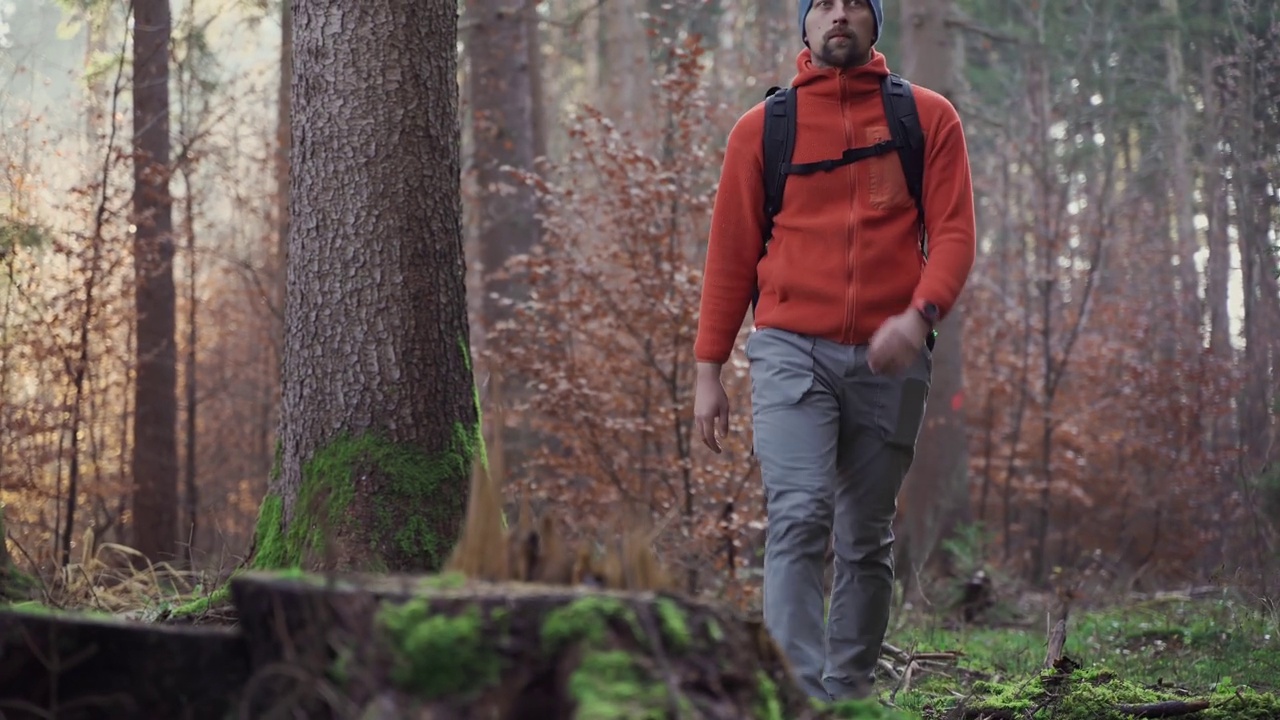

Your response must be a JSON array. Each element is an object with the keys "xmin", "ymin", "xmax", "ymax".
[
  {"xmin": 265, "ymin": 0, "xmax": 478, "ymax": 573},
  {"xmin": 894, "ymin": 0, "xmax": 972, "ymax": 580},
  {"xmin": 131, "ymin": 0, "xmax": 180, "ymax": 564}
]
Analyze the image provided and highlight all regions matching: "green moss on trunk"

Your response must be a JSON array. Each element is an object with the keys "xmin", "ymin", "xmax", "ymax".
[
  {"xmin": 251, "ymin": 494, "xmax": 288, "ymax": 568},
  {"xmin": 247, "ymin": 338, "xmax": 485, "ymax": 573},
  {"xmin": 251, "ymin": 423, "xmax": 481, "ymax": 572}
]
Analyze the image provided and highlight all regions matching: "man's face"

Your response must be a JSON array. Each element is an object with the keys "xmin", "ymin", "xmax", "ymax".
[{"xmin": 804, "ymin": 0, "xmax": 876, "ymax": 69}]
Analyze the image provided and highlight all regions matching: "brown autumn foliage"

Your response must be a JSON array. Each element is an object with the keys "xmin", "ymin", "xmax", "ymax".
[
  {"xmin": 1, "ymin": 56, "xmax": 276, "ymax": 580},
  {"xmin": 483, "ymin": 39, "xmax": 764, "ymax": 607},
  {"xmin": 963, "ymin": 266, "xmax": 1245, "ymax": 586},
  {"xmin": 1, "ymin": 126, "xmax": 137, "ymax": 571},
  {"xmin": 954, "ymin": 18, "xmax": 1261, "ymax": 590}
]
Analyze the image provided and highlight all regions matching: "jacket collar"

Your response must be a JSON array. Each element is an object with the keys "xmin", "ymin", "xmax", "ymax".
[{"xmin": 788, "ymin": 48, "xmax": 892, "ymax": 103}]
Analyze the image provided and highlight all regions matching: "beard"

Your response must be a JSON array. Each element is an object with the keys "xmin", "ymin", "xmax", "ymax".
[{"xmin": 814, "ymin": 32, "xmax": 868, "ymax": 69}]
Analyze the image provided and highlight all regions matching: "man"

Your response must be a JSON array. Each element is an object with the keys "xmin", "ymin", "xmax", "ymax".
[{"xmin": 692, "ymin": 0, "xmax": 976, "ymax": 702}]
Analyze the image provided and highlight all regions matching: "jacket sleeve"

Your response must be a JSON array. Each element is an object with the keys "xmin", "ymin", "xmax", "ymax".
[
  {"xmin": 913, "ymin": 93, "xmax": 977, "ymax": 319},
  {"xmin": 694, "ymin": 105, "xmax": 768, "ymax": 364}
]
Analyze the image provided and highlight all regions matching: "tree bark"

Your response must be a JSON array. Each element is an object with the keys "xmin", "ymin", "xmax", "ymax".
[
  {"xmin": 466, "ymin": 2, "xmax": 538, "ymax": 326},
  {"xmin": 131, "ymin": 0, "xmax": 180, "ymax": 564},
  {"xmin": 269, "ymin": 0, "xmax": 292, "ymax": 481},
  {"xmin": 894, "ymin": 0, "xmax": 972, "ymax": 579},
  {"xmin": 182, "ymin": 165, "xmax": 198, "ymax": 568},
  {"xmin": 599, "ymin": 0, "xmax": 655, "ymax": 139},
  {"xmin": 526, "ymin": 0, "xmax": 547, "ymax": 162},
  {"xmin": 271, "ymin": 0, "xmax": 478, "ymax": 573},
  {"xmin": 276, "ymin": 0, "xmax": 292, "ymax": 334},
  {"xmin": 1231, "ymin": 28, "xmax": 1273, "ymax": 476},
  {"xmin": 467, "ymin": 0, "xmax": 541, "ymax": 475}
]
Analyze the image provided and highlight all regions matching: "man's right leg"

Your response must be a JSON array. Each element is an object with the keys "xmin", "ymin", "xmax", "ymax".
[{"xmin": 747, "ymin": 328, "xmax": 839, "ymax": 701}]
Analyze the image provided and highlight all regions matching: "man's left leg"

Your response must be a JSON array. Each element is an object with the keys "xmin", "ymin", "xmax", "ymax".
[{"xmin": 823, "ymin": 345, "xmax": 931, "ymax": 700}]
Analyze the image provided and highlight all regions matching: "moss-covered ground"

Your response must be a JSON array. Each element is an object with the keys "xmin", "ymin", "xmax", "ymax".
[{"xmin": 878, "ymin": 594, "xmax": 1280, "ymax": 719}]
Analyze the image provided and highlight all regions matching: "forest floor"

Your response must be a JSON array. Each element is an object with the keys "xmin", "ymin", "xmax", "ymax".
[
  {"xmin": 873, "ymin": 588, "xmax": 1280, "ymax": 718},
  {"xmin": 3, "ymin": 539, "xmax": 1279, "ymax": 719}
]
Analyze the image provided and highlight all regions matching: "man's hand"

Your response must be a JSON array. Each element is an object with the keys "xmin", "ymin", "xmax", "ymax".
[
  {"xmin": 868, "ymin": 308, "xmax": 931, "ymax": 376},
  {"xmin": 694, "ymin": 362, "xmax": 731, "ymax": 453}
]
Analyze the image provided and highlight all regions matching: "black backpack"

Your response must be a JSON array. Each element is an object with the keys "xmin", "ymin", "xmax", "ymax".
[{"xmin": 759, "ymin": 73, "xmax": 927, "ymax": 259}]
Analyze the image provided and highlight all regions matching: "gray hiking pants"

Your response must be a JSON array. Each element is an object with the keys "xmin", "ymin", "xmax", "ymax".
[{"xmin": 746, "ymin": 327, "xmax": 931, "ymax": 701}]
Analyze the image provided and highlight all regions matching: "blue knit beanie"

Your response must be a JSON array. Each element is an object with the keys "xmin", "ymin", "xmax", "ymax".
[{"xmin": 799, "ymin": 0, "xmax": 883, "ymax": 46}]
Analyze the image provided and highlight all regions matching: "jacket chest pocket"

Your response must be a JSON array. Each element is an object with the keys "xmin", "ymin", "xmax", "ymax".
[{"xmin": 864, "ymin": 125, "xmax": 914, "ymax": 211}]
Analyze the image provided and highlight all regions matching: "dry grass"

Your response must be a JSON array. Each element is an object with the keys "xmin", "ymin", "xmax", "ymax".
[
  {"xmin": 444, "ymin": 444, "xmax": 677, "ymax": 593},
  {"xmin": 9, "ymin": 527, "xmax": 222, "ymax": 620}
]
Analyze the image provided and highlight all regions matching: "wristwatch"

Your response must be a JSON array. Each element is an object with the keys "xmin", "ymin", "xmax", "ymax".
[{"xmin": 915, "ymin": 299, "xmax": 941, "ymax": 328}]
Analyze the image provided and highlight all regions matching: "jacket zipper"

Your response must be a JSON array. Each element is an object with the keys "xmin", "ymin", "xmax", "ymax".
[{"xmin": 841, "ymin": 73, "xmax": 857, "ymax": 344}]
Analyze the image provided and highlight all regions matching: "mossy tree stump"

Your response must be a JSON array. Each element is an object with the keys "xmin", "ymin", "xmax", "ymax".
[{"xmin": 229, "ymin": 571, "xmax": 820, "ymax": 719}]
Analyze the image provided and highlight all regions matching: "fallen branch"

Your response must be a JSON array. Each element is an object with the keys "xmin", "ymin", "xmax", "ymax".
[
  {"xmin": 1129, "ymin": 586, "xmax": 1224, "ymax": 603},
  {"xmin": 883, "ymin": 641, "xmax": 964, "ymax": 664},
  {"xmin": 1114, "ymin": 700, "xmax": 1212, "ymax": 718},
  {"xmin": 899, "ymin": 661, "xmax": 920, "ymax": 696}
]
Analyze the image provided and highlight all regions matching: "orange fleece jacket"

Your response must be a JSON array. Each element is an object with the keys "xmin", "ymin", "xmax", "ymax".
[{"xmin": 694, "ymin": 49, "xmax": 976, "ymax": 364}]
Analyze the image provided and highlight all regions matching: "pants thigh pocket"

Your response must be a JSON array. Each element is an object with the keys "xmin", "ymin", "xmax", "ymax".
[
  {"xmin": 747, "ymin": 329, "xmax": 816, "ymax": 411},
  {"xmin": 889, "ymin": 377, "xmax": 930, "ymax": 449}
]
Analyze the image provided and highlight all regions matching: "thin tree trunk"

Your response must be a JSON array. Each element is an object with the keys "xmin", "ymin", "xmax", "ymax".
[
  {"xmin": 600, "ymin": 0, "xmax": 654, "ymax": 139},
  {"xmin": 468, "ymin": 0, "xmax": 541, "ymax": 478},
  {"xmin": 468, "ymin": 0, "xmax": 538, "ymax": 329},
  {"xmin": 526, "ymin": 0, "xmax": 547, "ymax": 162},
  {"xmin": 62, "ymin": 264, "xmax": 96, "ymax": 567},
  {"xmin": 1025, "ymin": 15, "xmax": 1055, "ymax": 583},
  {"xmin": 1161, "ymin": 0, "xmax": 1201, "ymax": 351},
  {"xmin": 131, "ymin": 0, "xmax": 179, "ymax": 564},
  {"xmin": 1231, "ymin": 34, "xmax": 1271, "ymax": 475},
  {"xmin": 183, "ymin": 167, "xmax": 198, "ymax": 568},
  {"xmin": 1201, "ymin": 52, "xmax": 1232, "ymax": 363}
]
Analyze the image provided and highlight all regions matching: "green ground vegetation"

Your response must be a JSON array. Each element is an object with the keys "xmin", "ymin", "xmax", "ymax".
[{"xmin": 880, "ymin": 594, "xmax": 1280, "ymax": 719}]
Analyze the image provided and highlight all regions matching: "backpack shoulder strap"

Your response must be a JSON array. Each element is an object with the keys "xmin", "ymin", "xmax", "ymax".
[
  {"xmin": 761, "ymin": 85, "xmax": 796, "ymax": 255},
  {"xmin": 881, "ymin": 73, "xmax": 927, "ymax": 250}
]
